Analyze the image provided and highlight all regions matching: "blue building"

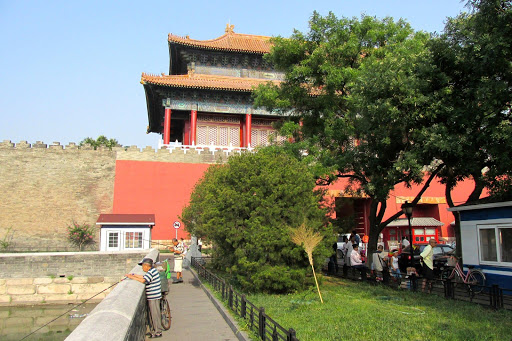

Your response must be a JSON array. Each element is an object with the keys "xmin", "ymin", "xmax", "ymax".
[{"xmin": 449, "ymin": 200, "xmax": 512, "ymax": 289}]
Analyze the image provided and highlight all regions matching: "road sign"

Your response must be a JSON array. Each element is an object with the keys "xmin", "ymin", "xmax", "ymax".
[{"xmin": 173, "ymin": 221, "xmax": 181, "ymax": 229}]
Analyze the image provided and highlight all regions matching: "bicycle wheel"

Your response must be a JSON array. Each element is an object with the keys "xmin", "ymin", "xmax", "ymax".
[
  {"xmin": 467, "ymin": 270, "xmax": 486, "ymax": 294},
  {"xmin": 441, "ymin": 267, "xmax": 453, "ymax": 281},
  {"xmin": 161, "ymin": 297, "xmax": 171, "ymax": 330}
]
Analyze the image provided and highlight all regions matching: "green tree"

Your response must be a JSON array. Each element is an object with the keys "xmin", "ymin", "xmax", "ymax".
[
  {"xmin": 422, "ymin": 0, "xmax": 512, "ymax": 255},
  {"xmin": 79, "ymin": 135, "xmax": 119, "ymax": 150},
  {"xmin": 254, "ymin": 12, "xmax": 442, "ymax": 266},
  {"xmin": 181, "ymin": 148, "xmax": 331, "ymax": 293}
]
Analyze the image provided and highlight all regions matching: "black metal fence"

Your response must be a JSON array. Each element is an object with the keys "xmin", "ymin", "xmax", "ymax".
[
  {"xmin": 191, "ymin": 257, "xmax": 298, "ymax": 341},
  {"xmin": 337, "ymin": 264, "xmax": 512, "ymax": 310}
]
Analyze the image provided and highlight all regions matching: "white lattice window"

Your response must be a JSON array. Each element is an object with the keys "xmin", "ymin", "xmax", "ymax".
[
  {"xmin": 196, "ymin": 125, "xmax": 240, "ymax": 147},
  {"xmin": 230, "ymin": 128, "xmax": 240, "ymax": 146},
  {"xmin": 197, "ymin": 126, "xmax": 208, "ymax": 145},
  {"xmin": 219, "ymin": 127, "xmax": 228, "ymax": 146},
  {"xmin": 251, "ymin": 130, "xmax": 259, "ymax": 147},
  {"xmin": 208, "ymin": 127, "xmax": 217, "ymax": 145},
  {"xmin": 260, "ymin": 130, "xmax": 269, "ymax": 146}
]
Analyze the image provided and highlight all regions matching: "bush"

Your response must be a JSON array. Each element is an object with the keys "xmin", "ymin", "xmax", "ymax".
[
  {"xmin": 182, "ymin": 148, "xmax": 332, "ymax": 293},
  {"xmin": 67, "ymin": 222, "xmax": 95, "ymax": 251}
]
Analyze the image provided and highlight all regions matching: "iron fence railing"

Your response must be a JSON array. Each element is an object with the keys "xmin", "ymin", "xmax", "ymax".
[
  {"xmin": 338, "ymin": 264, "xmax": 512, "ymax": 310},
  {"xmin": 191, "ymin": 257, "xmax": 298, "ymax": 341}
]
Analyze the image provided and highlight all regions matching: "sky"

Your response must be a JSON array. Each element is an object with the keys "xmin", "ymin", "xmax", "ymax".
[{"xmin": 0, "ymin": 1, "xmax": 468, "ymax": 149}]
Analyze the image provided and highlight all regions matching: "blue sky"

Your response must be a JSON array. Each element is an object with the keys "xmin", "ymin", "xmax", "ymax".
[{"xmin": 0, "ymin": 1, "xmax": 468, "ymax": 148}]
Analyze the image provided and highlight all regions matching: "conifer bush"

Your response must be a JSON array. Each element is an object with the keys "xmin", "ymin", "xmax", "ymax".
[{"xmin": 182, "ymin": 148, "xmax": 332, "ymax": 293}]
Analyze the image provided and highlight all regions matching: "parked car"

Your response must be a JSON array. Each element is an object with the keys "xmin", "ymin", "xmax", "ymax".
[{"xmin": 398, "ymin": 244, "xmax": 455, "ymax": 277}]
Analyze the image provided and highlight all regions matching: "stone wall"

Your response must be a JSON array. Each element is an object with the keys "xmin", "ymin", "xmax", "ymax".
[
  {"xmin": 0, "ymin": 141, "xmax": 117, "ymax": 251},
  {"xmin": 0, "ymin": 251, "xmax": 148, "ymax": 305},
  {"xmin": 0, "ymin": 140, "xmax": 239, "ymax": 251},
  {"xmin": 66, "ymin": 249, "xmax": 160, "ymax": 341}
]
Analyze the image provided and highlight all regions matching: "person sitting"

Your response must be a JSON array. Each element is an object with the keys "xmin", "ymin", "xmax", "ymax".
[
  {"xmin": 350, "ymin": 244, "xmax": 366, "ymax": 280},
  {"xmin": 390, "ymin": 249, "xmax": 401, "ymax": 282}
]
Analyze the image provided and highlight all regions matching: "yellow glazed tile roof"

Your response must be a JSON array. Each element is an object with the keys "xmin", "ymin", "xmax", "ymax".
[
  {"xmin": 141, "ymin": 72, "xmax": 280, "ymax": 92},
  {"xmin": 168, "ymin": 24, "xmax": 272, "ymax": 54}
]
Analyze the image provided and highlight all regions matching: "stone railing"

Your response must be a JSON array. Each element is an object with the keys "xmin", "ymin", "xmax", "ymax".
[
  {"xmin": 66, "ymin": 249, "xmax": 159, "ymax": 341},
  {"xmin": 0, "ymin": 251, "xmax": 147, "ymax": 305}
]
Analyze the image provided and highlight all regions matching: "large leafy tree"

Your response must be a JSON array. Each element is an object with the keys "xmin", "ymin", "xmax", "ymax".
[
  {"xmin": 254, "ymin": 13, "xmax": 442, "ymax": 266},
  {"xmin": 181, "ymin": 148, "xmax": 331, "ymax": 293},
  {"xmin": 422, "ymin": 0, "xmax": 512, "ymax": 254}
]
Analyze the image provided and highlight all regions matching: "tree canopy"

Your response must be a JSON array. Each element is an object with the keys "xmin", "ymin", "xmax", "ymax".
[
  {"xmin": 424, "ymin": 0, "xmax": 512, "ymax": 203},
  {"xmin": 79, "ymin": 135, "xmax": 120, "ymax": 150},
  {"xmin": 254, "ymin": 12, "xmax": 442, "ymax": 262},
  {"xmin": 181, "ymin": 148, "xmax": 331, "ymax": 293}
]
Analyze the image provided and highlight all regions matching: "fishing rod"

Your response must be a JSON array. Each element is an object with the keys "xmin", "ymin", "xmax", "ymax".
[
  {"xmin": 17, "ymin": 238, "xmax": 188, "ymax": 340},
  {"xmin": 18, "ymin": 277, "xmax": 127, "ymax": 341}
]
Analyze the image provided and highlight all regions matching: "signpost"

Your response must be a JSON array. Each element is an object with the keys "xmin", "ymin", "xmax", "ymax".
[{"xmin": 173, "ymin": 221, "xmax": 181, "ymax": 239}]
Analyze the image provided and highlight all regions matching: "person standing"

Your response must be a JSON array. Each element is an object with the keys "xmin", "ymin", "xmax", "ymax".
[
  {"xmin": 351, "ymin": 230, "xmax": 361, "ymax": 245},
  {"xmin": 170, "ymin": 238, "xmax": 184, "ymax": 283},
  {"xmin": 372, "ymin": 245, "xmax": 386, "ymax": 281},
  {"xmin": 402, "ymin": 236, "xmax": 410, "ymax": 249},
  {"xmin": 420, "ymin": 238, "xmax": 437, "ymax": 293},
  {"xmin": 126, "ymin": 258, "xmax": 162, "ymax": 338},
  {"xmin": 198, "ymin": 238, "xmax": 203, "ymax": 252}
]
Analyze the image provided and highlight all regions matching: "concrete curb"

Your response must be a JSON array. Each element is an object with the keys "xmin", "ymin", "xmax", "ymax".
[{"xmin": 188, "ymin": 267, "xmax": 250, "ymax": 341}]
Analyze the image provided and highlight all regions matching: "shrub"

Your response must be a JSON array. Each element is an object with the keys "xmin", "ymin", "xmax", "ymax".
[
  {"xmin": 67, "ymin": 222, "xmax": 96, "ymax": 251},
  {"xmin": 182, "ymin": 148, "xmax": 332, "ymax": 293}
]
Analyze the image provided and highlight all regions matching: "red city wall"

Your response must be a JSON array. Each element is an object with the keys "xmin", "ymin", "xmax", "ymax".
[
  {"xmin": 327, "ymin": 176, "xmax": 484, "ymax": 237},
  {"xmin": 112, "ymin": 160, "xmax": 210, "ymax": 240},
  {"xmin": 113, "ymin": 157, "xmax": 483, "ymax": 241}
]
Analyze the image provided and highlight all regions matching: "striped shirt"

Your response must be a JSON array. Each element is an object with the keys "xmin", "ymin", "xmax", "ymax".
[{"xmin": 143, "ymin": 267, "xmax": 162, "ymax": 300}]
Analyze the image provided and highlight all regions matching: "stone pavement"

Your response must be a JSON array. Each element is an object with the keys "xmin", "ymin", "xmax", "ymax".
[{"xmin": 149, "ymin": 265, "xmax": 246, "ymax": 341}]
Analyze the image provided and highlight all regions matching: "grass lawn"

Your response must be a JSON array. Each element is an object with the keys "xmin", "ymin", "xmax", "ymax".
[{"xmin": 242, "ymin": 276, "xmax": 512, "ymax": 341}]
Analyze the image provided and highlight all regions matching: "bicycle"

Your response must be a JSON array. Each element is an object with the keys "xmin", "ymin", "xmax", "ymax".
[
  {"xmin": 160, "ymin": 291, "xmax": 171, "ymax": 330},
  {"xmin": 440, "ymin": 256, "xmax": 486, "ymax": 294},
  {"xmin": 147, "ymin": 292, "xmax": 172, "ymax": 337}
]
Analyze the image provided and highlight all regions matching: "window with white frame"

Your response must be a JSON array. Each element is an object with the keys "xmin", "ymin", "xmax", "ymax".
[
  {"xmin": 478, "ymin": 225, "xmax": 512, "ymax": 263},
  {"xmin": 125, "ymin": 231, "xmax": 143, "ymax": 249},
  {"xmin": 500, "ymin": 227, "xmax": 512, "ymax": 263},
  {"xmin": 108, "ymin": 232, "xmax": 119, "ymax": 248}
]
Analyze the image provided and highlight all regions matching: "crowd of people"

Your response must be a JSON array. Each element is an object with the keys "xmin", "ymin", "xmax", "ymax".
[{"xmin": 332, "ymin": 230, "xmax": 437, "ymax": 293}]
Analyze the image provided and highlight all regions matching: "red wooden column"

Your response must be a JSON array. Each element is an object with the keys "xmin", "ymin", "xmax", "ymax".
[
  {"xmin": 163, "ymin": 108, "xmax": 171, "ymax": 145},
  {"xmin": 190, "ymin": 109, "xmax": 197, "ymax": 146},
  {"xmin": 245, "ymin": 113, "xmax": 252, "ymax": 148}
]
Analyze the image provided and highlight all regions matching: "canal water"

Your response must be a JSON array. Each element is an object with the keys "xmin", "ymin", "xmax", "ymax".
[{"xmin": 0, "ymin": 303, "xmax": 98, "ymax": 341}]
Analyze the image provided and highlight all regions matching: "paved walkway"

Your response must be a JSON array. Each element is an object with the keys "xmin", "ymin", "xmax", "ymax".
[{"xmin": 149, "ymin": 261, "xmax": 243, "ymax": 341}]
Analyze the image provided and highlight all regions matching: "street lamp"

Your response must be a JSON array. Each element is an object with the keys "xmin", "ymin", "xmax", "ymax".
[{"xmin": 401, "ymin": 200, "xmax": 414, "ymax": 278}]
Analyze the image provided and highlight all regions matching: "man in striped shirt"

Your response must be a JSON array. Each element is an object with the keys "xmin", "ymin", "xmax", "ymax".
[{"xmin": 126, "ymin": 258, "xmax": 162, "ymax": 338}]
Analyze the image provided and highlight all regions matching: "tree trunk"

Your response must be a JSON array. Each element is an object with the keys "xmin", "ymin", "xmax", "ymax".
[
  {"xmin": 445, "ymin": 177, "xmax": 462, "ymax": 259},
  {"xmin": 366, "ymin": 200, "xmax": 382, "ymax": 270}
]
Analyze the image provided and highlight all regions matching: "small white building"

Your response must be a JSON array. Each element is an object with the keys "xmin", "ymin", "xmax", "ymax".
[
  {"xmin": 96, "ymin": 214, "xmax": 155, "ymax": 251},
  {"xmin": 449, "ymin": 200, "xmax": 512, "ymax": 289}
]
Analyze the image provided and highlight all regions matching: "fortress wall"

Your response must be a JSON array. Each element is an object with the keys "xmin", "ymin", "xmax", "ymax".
[
  {"xmin": 0, "ymin": 141, "xmax": 117, "ymax": 251},
  {"xmin": 0, "ymin": 140, "xmax": 238, "ymax": 251}
]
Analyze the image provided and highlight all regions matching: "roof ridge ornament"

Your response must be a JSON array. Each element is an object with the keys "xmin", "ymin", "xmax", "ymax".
[{"xmin": 225, "ymin": 23, "xmax": 235, "ymax": 34}]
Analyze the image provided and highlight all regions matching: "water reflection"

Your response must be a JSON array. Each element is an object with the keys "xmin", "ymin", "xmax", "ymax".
[{"xmin": 0, "ymin": 303, "xmax": 98, "ymax": 341}]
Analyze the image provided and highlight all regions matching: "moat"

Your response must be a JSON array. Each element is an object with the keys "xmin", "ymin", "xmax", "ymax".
[{"xmin": 0, "ymin": 303, "xmax": 98, "ymax": 341}]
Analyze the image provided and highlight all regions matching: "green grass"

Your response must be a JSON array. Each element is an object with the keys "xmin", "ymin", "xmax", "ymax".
[{"xmin": 238, "ymin": 276, "xmax": 512, "ymax": 341}]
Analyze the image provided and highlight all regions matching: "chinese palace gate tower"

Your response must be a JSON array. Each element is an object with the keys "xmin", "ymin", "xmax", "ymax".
[
  {"xmin": 114, "ymin": 24, "xmax": 473, "ymax": 246},
  {"xmin": 141, "ymin": 24, "xmax": 285, "ymax": 150}
]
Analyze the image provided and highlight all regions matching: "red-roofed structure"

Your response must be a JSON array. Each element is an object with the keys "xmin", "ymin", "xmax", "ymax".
[
  {"xmin": 142, "ymin": 25, "xmax": 285, "ymax": 149},
  {"xmin": 96, "ymin": 214, "xmax": 155, "ymax": 225}
]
